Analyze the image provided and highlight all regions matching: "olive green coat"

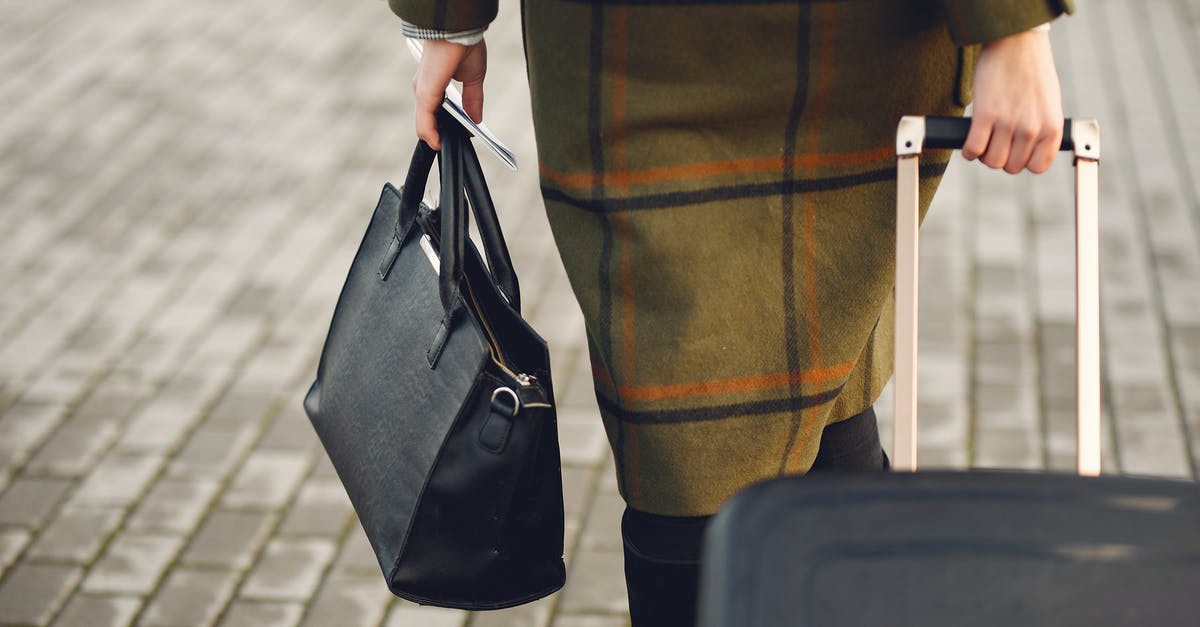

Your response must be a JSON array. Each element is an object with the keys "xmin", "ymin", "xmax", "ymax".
[{"xmin": 390, "ymin": 0, "xmax": 1074, "ymax": 516}]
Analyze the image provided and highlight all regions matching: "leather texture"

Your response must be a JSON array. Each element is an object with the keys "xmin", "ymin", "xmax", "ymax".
[{"xmin": 304, "ymin": 112, "xmax": 565, "ymax": 610}]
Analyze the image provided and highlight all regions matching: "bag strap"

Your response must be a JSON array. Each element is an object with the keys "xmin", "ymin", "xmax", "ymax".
[
  {"xmin": 393, "ymin": 111, "xmax": 523, "ymax": 316},
  {"xmin": 461, "ymin": 134, "xmax": 521, "ymax": 312},
  {"xmin": 434, "ymin": 110, "xmax": 522, "ymax": 317}
]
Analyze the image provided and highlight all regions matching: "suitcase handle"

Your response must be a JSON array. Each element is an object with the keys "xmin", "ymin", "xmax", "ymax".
[
  {"xmin": 893, "ymin": 116, "xmax": 1102, "ymax": 476},
  {"xmin": 920, "ymin": 116, "xmax": 1075, "ymax": 151}
]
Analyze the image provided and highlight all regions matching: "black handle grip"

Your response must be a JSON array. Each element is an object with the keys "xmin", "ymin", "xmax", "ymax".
[{"xmin": 924, "ymin": 116, "xmax": 1075, "ymax": 151}]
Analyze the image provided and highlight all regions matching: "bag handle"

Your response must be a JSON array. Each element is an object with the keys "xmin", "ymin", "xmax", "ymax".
[{"xmin": 397, "ymin": 110, "xmax": 523, "ymax": 315}]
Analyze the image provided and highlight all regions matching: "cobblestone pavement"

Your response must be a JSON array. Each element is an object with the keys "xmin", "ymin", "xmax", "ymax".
[{"xmin": 1, "ymin": 1, "xmax": 1198, "ymax": 625}]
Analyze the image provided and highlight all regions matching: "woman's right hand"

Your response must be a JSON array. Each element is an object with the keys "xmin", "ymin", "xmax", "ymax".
[{"xmin": 412, "ymin": 39, "xmax": 487, "ymax": 150}]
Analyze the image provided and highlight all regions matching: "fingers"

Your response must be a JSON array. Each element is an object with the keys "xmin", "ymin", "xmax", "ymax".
[
  {"xmin": 413, "ymin": 58, "xmax": 457, "ymax": 150},
  {"xmin": 411, "ymin": 40, "xmax": 487, "ymax": 151},
  {"xmin": 962, "ymin": 115, "xmax": 1062, "ymax": 174},
  {"xmin": 962, "ymin": 117, "xmax": 991, "ymax": 162},
  {"xmin": 460, "ymin": 77, "xmax": 484, "ymax": 124},
  {"xmin": 1026, "ymin": 123, "xmax": 1063, "ymax": 174}
]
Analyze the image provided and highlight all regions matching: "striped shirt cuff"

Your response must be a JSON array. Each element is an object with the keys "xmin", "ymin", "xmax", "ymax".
[{"xmin": 401, "ymin": 20, "xmax": 486, "ymax": 46}]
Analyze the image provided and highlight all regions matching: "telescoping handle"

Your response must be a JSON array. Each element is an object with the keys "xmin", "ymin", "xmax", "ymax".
[{"xmin": 893, "ymin": 116, "xmax": 1102, "ymax": 476}]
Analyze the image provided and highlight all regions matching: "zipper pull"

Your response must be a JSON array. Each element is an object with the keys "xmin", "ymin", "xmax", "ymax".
[{"xmin": 514, "ymin": 374, "xmax": 553, "ymax": 410}]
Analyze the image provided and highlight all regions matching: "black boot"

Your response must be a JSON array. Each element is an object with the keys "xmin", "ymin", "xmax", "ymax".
[{"xmin": 621, "ymin": 507, "xmax": 710, "ymax": 627}]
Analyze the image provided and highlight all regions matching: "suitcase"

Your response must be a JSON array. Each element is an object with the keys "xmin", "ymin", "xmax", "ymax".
[{"xmin": 698, "ymin": 117, "xmax": 1200, "ymax": 627}]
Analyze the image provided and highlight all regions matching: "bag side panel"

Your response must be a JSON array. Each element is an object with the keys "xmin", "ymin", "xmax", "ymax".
[{"xmin": 306, "ymin": 185, "xmax": 489, "ymax": 576}]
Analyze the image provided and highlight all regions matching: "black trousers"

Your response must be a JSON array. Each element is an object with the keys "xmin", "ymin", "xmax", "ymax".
[{"xmin": 621, "ymin": 407, "xmax": 888, "ymax": 627}]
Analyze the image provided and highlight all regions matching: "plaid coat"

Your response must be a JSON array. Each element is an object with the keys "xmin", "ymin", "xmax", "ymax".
[{"xmin": 391, "ymin": 0, "xmax": 1075, "ymax": 516}]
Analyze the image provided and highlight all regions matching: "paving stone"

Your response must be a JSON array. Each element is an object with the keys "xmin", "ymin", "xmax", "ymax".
[
  {"xmin": 556, "ymin": 548, "xmax": 628, "ymax": 615},
  {"xmin": 167, "ymin": 423, "xmax": 258, "ymax": 479},
  {"xmin": 181, "ymin": 509, "xmax": 275, "ymax": 570},
  {"xmin": 0, "ymin": 476, "xmax": 72, "ymax": 527},
  {"xmin": 71, "ymin": 386, "xmax": 145, "ymax": 424},
  {"xmin": 53, "ymin": 593, "xmax": 143, "ymax": 627},
  {"xmin": 469, "ymin": 594, "xmax": 556, "ymax": 627},
  {"xmin": 0, "ymin": 400, "xmax": 64, "ymax": 466},
  {"xmin": 207, "ymin": 387, "xmax": 280, "ymax": 428},
  {"xmin": 329, "ymin": 530, "xmax": 381, "ymax": 579},
  {"xmin": 578, "ymin": 490, "xmax": 625, "ymax": 552},
  {"xmin": 220, "ymin": 450, "xmax": 310, "ymax": 510},
  {"xmin": 27, "ymin": 507, "xmax": 124, "ymax": 564},
  {"xmin": 240, "ymin": 537, "xmax": 337, "ymax": 601},
  {"xmin": 140, "ymin": 568, "xmax": 239, "ymax": 627},
  {"xmin": 0, "ymin": 528, "xmax": 31, "ymax": 575},
  {"xmin": 82, "ymin": 532, "xmax": 183, "ymax": 595},
  {"xmin": 550, "ymin": 616, "xmax": 628, "ymax": 627},
  {"xmin": 1115, "ymin": 426, "xmax": 1193, "ymax": 478},
  {"xmin": 0, "ymin": 562, "xmax": 83, "ymax": 625},
  {"xmin": 218, "ymin": 600, "xmax": 304, "ymax": 627},
  {"xmin": 115, "ymin": 399, "xmax": 205, "ymax": 452},
  {"xmin": 383, "ymin": 603, "xmax": 469, "ymax": 627},
  {"xmin": 974, "ymin": 428, "xmax": 1043, "ymax": 470},
  {"xmin": 24, "ymin": 422, "xmax": 121, "ymax": 477},
  {"xmin": 298, "ymin": 575, "xmax": 392, "ymax": 627},
  {"xmin": 126, "ymin": 476, "xmax": 222, "ymax": 534},
  {"xmin": 276, "ymin": 478, "xmax": 353, "ymax": 537},
  {"xmin": 71, "ymin": 451, "xmax": 163, "ymax": 508},
  {"xmin": 557, "ymin": 408, "xmax": 609, "ymax": 468},
  {"xmin": 257, "ymin": 406, "xmax": 320, "ymax": 453}
]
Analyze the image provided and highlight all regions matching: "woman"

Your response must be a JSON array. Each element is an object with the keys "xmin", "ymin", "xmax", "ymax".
[{"xmin": 394, "ymin": 0, "xmax": 1072, "ymax": 624}]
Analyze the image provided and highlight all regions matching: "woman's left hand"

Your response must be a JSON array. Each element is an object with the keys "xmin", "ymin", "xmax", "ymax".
[{"xmin": 963, "ymin": 28, "xmax": 1064, "ymax": 175}]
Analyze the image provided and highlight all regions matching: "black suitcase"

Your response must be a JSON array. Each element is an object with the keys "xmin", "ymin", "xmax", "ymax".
[{"xmin": 698, "ymin": 118, "xmax": 1200, "ymax": 627}]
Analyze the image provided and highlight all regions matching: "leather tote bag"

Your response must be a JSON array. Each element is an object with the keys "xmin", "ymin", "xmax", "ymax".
[{"xmin": 303, "ymin": 113, "xmax": 566, "ymax": 610}]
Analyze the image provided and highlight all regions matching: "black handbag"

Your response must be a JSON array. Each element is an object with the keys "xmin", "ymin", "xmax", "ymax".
[{"xmin": 303, "ymin": 112, "xmax": 566, "ymax": 610}]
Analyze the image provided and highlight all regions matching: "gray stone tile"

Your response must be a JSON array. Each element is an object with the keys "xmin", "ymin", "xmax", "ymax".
[
  {"xmin": 27, "ymin": 507, "xmax": 124, "ymax": 564},
  {"xmin": 0, "ymin": 562, "xmax": 83, "ymax": 625},
  {"xmin": 469, "ymin": 594, "xmax": 556, "ymax": 627},
  {"xmin": 578, "ymin": 490, "xmax": 625, "ymax": 552},
  {"xmin": 81, "ymin": 532, "xmax": 183, "ymax": 595},
  {"xmin": 0, "ymin": 476, "xmax": 72, "ymax": 527},
  {"xmin": 207, "ymin": 388, "xmax": 279, "ymax": 428},
  {"xmin": 298, "ymin": 575, "xmax": 393, "ymax": 627},
  {"xmin": 276, "ymin": 479, "xmax": 353, "ymax": 538},
  {"xmin": 218, "ymin": 600, "xmax": 304, "ymax": 627},
  {"xmin": 383, "ymin": 603, "xmax": 469, "ymax": 627},
  {"xmin": 71, "ymin": 451, "xmax": 163, "ymax": 508},
  {"xmin": 557, "ymin": 408, "xmax": 609, "ymax": 468},
  {"xmin": 556, "ymin": 548, "xmax": 628, "ymax": 615},
  {"xmin": 126, "ymin": 476, "xmax": 222, "ymax": 534},
  {"xmin": 220, "ymin": 450, "xmax": 310, "ymax": 510},
  {"xmin": 550, "ymin": 616, "xmax": 628, "ymax": 627},
  {"xmin": 1116, "ymin": 427, "xmax": 1193, "ymax": 478},
  {"xmin": 181, "ymin": 510, "xmax": 275, "ymax": 570},
  {"xmin": 115, "ymin": 399, "xmax": 204, "ymax": 452},
  {"xmin": 167, "ymin": 423, "xmax": 258, "ymax": 479},
  {"xmin": 974, "ymin": 428, "xmax": 1043, "ymax": 470},
  {"xmin": 53, "ymin": 593, "xmax": 142, "ymax": 627},
  {"xmin": 0, "ymin": 528, "xmax": 31, "ymax": 575},
  {"xmin": 24, "ymin": 422, "xmax": 121, "ymax": 477},
  {"xmin": 256, "ymin": 407, "xmax": 319, "ymax": 453},
  {"xmin": 140, "ymin": 568, "xmax": 239, "ymax": 627},
  {"xmin": 0, "ymin": 402, "xmax": 64, "ymax": 465},
  {"xmin": 329, "ymin": 531, "xmax": 381, "ymax": 579},
  {"xmin": 240, "ymin": 538, "xmax": 337, "ymax": 601},
  {"xmin": 72, "ymin": 386, "xmax": 144, "ymax": 422}
]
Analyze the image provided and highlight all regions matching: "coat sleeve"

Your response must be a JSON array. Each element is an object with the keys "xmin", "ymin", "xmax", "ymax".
[
  {"xmin": 938, "ymin": 0, "xmax": 1075, "ymax": 45},
  {"xmin": 388, "ymin": 0, "xmax": 497, "ymax": 34}
]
